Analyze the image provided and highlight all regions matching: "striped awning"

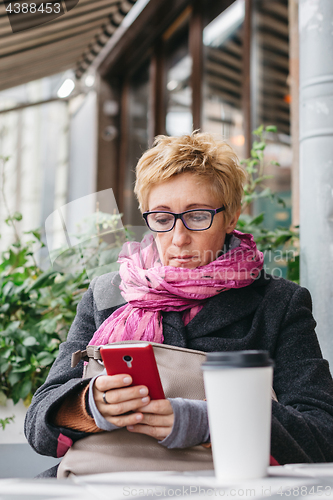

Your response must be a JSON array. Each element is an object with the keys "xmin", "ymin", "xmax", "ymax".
[{"xmin": 0, "ymin": 0, "xmax": 137, "ymax": 92}]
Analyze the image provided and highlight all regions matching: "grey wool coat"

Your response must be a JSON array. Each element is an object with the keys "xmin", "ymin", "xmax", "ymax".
[{"xmin": 25, "ymin": 270, "xmax": 333, "ymax": 473}]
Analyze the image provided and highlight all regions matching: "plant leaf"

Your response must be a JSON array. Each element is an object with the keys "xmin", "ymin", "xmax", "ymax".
[
  {"xmin": 265, "ymin": 125, "xmax": 277, "ymax": 133},
  {"xmin": 26, "ymin": 270, "xmax": 58, "ymax": 291},
  {"xmin": 13, "ymin": 212, "xmax": 23, "ymax": 221},
  {"xmin": 22, "ymin": 336, "xmax": 38, "ymax": 347},
  {"xmin": 0, "ymin": 390, "xmax": 7, "ymax": 406}
]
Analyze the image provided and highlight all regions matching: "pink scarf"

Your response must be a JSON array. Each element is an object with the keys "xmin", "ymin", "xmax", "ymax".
[{"xmin": 89, "ymin": 230, "xmax": 263, "ymax": 346}]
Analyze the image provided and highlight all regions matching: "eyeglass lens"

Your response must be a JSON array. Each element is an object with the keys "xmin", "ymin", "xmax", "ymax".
[{"xmin": 147, "ymin": 211, "xmax": 212, "ymax": 231}]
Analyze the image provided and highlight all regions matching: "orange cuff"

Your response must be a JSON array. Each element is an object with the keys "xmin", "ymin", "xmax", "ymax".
[{"xmin": 53, "ymin": 384, "xmax": 102, "ymax": 434}]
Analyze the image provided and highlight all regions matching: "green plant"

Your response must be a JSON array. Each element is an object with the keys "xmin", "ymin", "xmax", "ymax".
[
  {"xmin": 237, "ymin": 125, "xmax": 299, "ymax": 282},
  {"xmin": 0, "ymin": 220, "xmax": 131, "ymax": 407},
  {"xmin": 0, "ymin": 233, "xmax": 88, "ymax": 405},
  {"xmin": 0, "ymin": 156, "xmax": 132, "ymax": 407},
  {"xmin": 0, "ymin": 415, "xmax": 15, "ymax": 431}
]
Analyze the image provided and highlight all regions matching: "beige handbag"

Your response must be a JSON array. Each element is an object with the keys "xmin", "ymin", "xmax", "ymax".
[{"xmin": 57, "ymin": 341, "xmax": 214, "ymax": 478}]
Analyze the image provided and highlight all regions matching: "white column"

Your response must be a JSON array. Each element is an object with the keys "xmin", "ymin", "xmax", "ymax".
[{"xmin": 299, "ymin": 0, "xmax": 333, "ymax": 368}]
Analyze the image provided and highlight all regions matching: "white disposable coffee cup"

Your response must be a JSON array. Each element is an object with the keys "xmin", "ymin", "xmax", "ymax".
[{"xmin": 202, "ymin": 350, "xmax": 274, "ymax": 484}]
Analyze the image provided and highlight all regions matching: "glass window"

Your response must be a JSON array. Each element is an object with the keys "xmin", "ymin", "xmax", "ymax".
[
  {"xmin": 202, "ymin": 0, "xmax": 245, "ymax": 159},
  {"xmin": 251, "ymin": 0, "xmax": 291, "ymax": 277},
  {"xmin": 165, "ymin": 24, "xmax": 193, "ymax": 136},
  {"xmin": 124, "ymin": 60, "xmax": 150, "ymax": 227},
  {"xmin": 252, "ymin": 0, "xmax": 290, "ymax": 136},
  {"xmin": 251, "ymin": 0, "xmax": 291, "ymax": 232}
]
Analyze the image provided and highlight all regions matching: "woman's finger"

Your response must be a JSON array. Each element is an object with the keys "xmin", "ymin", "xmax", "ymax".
[
  {"xmin": 106, "ymin": 411, "xmax": 145, "ymax": 428},
  {"xmin": 137, "ymin": 399, "xmax": 173, "ymax": 415},
  {"xmin": 94, "ymin": 374, "xmax": 132, "ymax": 392},
  {"xmin": 101, "ymin": 396, "xmax": 150, "ymax": 417},
  {"xmin": 127, "ymin": 423, "xmax": 171, "ymax": 441},
  {"xmin": 99, "ymin": 385, "xmax": 148, "ymax": 405},
  {"xmin": 138, "ymin": 412, "xmax": 174, "ymax": 427}
]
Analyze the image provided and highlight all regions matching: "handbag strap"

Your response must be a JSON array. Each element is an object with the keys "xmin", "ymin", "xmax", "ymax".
[
  {"xmin": 71, "ymin": 346, "xmax": 99, "ymax": 367},
  {"xmin": 71, "ymin": 341, "xmax": 206, "ymax": 368}
]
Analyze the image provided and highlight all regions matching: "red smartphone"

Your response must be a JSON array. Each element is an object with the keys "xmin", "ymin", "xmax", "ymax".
[{"xmin": 100, "ymin": 343, "xmax": 165, "ymax": 400}]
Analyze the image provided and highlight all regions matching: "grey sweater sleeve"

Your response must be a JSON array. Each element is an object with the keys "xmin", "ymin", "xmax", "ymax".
[{"xmin": 159, "ymin": 398, "xmax": 210, "ymax": 449}]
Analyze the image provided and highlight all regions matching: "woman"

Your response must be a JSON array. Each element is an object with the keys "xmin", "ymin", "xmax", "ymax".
[{"xmin": 25, "ymin": 132, "xmax": 333, "ymax": 476}]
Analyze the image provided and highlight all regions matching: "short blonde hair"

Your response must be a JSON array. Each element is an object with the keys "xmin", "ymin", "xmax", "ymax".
[{"xmin": 134, "ymin": 131, "xmax": 247, "ymax": 222}]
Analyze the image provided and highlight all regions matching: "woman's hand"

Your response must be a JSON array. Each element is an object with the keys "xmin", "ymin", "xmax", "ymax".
[
  {"xmin": 93, "ymin": 374, "xmax": 151, "ymax": 428},
  {"xmin": 93, "ymin": 374, "xmax": 174, "ymax": 440},
  {"xmin": 126, "ymin": 399, "xmax": 174, "ymax": 441}
]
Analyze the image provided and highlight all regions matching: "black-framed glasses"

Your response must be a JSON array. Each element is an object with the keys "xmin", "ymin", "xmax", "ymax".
[{"xmin": 142, "ymin": 206, "xmax": 225, "ymax": 232}]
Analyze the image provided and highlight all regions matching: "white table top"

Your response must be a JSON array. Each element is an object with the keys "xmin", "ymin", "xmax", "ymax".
[{"xmin": 2, "ymin": 465, "xmax": 333, "ymax": 499}]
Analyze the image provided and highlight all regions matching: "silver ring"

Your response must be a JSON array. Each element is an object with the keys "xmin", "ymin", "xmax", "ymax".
[{"xmin": 102, "ymin": 391, "xmax": 109, "ymax": 405}]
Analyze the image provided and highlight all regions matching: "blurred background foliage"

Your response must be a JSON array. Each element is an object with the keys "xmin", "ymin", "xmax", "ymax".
[
  {"xmin": 0, "ymin": 157, "xmax": 132, "ymax": 406},
  {"xmin": 236, "ymin": 125, "xmax": 299, "ymax": 282},
  {"xmin": 0, "ymin": 126, "xmax": 299, "ymax": 408}
]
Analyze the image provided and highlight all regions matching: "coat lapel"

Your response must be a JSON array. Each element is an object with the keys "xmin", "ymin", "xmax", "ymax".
[
  {"xmin": 162, "ymin": 272, "xmax": 270, "ymax": 345},
  {"xmin": 161, "ymin": 310, "xmax": 188, "ymax": 347},
  {"xmin": 185, "ymin": 285, "xmax": 263, "ymax": 340}
]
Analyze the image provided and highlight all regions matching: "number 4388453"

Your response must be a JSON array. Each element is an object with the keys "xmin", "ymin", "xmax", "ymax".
[
  {"xmin": 276, "ymin": 485, "xmax": 332, "ymax": 496},
  {"xmin": 6, "ymin": 3, "xmax": 61, "ymax": 14}
]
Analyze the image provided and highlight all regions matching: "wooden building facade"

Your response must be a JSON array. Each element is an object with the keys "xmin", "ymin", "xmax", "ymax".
[{"xmin": 90, "ymin": 0, "xmax": 296, "ymax": 229}]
